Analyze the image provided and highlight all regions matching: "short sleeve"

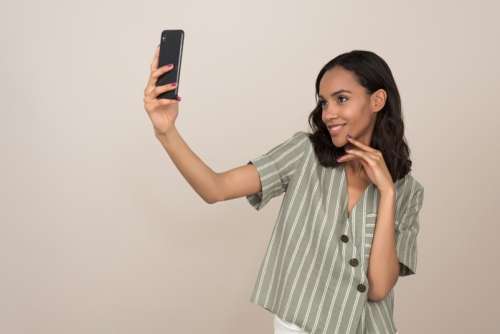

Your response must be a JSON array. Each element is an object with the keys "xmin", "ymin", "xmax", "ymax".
[
  {"xmin": 396, "ymin": 184, "xmax": 424, "ymax": 276},
  {"xmin": 245, "ymin": 131, "xmax": 308, "ymax": 211}
]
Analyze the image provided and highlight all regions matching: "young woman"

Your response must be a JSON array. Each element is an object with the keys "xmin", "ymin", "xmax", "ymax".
[{"xmin": 143, "ymin": 47, "xmax": 424, "ymax": 334}]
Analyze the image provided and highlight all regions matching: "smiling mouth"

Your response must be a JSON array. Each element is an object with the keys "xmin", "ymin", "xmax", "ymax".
[
  {"xmin": 328, "ymin": 123, "xmax": 346, "ymax": 135},
  {"xmin": 329, "ymin": 124, "xmax": 345, "ymax": 129},
  {"xmin": 327, "ymin": 122, "xmax": 347, "ymax": 128}
]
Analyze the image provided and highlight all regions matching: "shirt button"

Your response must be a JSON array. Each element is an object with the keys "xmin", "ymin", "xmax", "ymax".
[
  {"xmin": 357, "ymin": 283, "xmax": 366, "ymax": 292},
  {"xmin": 340, "ymin": 234, "xmax": 349, "ymax": 243},
  {"xmin": 349, "ymin": 258, "xmax": 359, "ymax": 267}
]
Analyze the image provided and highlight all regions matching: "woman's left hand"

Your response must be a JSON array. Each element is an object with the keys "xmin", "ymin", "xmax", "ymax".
[{"xmin": 337, "ymin": 135, "xmax": 395, "ymax": 193}]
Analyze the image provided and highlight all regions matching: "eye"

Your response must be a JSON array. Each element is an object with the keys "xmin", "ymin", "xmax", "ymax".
[
  {"xmin": 318, "ymin": 96, "xmax": 348, "ymax": 108},
  {"xmin": 337, "ymin": 95, "xmax": 348, "ymax": 103}
]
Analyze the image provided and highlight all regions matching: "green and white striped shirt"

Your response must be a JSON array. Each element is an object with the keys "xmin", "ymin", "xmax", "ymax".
[{"xmin": 246, "ymin": 131, "xmax": 424, "ymax": 334}]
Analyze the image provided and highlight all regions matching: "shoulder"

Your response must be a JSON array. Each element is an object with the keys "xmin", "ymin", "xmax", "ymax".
[
  {"xmin": 402, "ymin": 174, "xmax": 424, "ymax": 195},
  {"xmin": 396, "ymin": 173, "xmax": 424, "ymax": 215},
  {"xmin": 293, "ymin": 131, "xmax": 315, "ymax": 159},
  {"xmin": 281, "ymin": 130, "xmax": 312, "ymax": 152},
  {"xmin": 292, "ymin": 131, "xmax": 313, "ymax": 148},
  {"xmin": 292, "ymin": 130, "xmax": 311, "ymax": 140}
]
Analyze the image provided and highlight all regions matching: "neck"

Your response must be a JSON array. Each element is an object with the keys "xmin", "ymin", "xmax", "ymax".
[{"xmin": 345, "ymin": 162, "xmax": 367, "ymax": 180}]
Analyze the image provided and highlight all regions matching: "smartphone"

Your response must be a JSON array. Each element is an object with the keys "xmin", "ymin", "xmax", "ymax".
[{"xmin": 156, "ymin": 29, "xmax": 184, "ymax": 100}]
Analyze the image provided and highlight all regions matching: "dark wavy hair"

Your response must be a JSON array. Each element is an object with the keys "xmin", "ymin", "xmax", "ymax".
[{"xmin": 307, "ymin": 50, "xmax": 412, "ymax": 182}]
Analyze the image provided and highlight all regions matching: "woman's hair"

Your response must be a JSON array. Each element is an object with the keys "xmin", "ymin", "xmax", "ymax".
[{"xmin": 307, "ymin": 50, "xmax": 412, "ymax": 182}]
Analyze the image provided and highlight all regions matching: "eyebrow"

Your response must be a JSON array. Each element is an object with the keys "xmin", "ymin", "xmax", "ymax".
[{"xmin": 318, "ymin": 89, "xmax": 352, "ymax": 99}]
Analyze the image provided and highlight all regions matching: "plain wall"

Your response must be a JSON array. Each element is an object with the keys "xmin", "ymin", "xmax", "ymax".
[{"xmin": 1, "ymin": 0, "xmax": 499, "ymax": 333}]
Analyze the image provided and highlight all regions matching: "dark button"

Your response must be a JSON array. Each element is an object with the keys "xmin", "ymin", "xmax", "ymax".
[
  {"xmin": 340, "ymin": 234, "xmax": 349, "ymax": 243},
  {"xmin": 349, "ymin": 258, "xmax": 359, "ymax": 267},
  {"xmin": 357, "ymin": 283, "xmax": 366, "ymax": 292}
]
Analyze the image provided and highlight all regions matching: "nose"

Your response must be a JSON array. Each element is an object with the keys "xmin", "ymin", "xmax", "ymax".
[
  {"xmin": 323, "ymin": 106, "xmax": 340, "ymax": 120},
  {"xmin": 322, "ymin": 101, "xmax": 339, "ymax": 116}
]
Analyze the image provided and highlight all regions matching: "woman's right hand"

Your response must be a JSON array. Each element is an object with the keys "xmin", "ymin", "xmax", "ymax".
[{"xmin": 143, "ymin": 46, "xmax": 181, "ymax": 137}]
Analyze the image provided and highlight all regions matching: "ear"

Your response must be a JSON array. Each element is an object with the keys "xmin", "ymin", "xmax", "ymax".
[{"xmin": 370, "ymin": 89, "xmax": 387, "ymax": 112}]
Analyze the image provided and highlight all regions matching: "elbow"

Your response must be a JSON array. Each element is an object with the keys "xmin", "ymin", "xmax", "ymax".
[
  {"xmin": 367, "ymin": 261, "xmax": 400, "ymax": 302},
  {"xmin": 205, "ymin": 194, "xmax": 219, "ymax": 204},
  {"xmin": 367, "ymin": 286, "xmax": 391, "ymax": 302},
  {"xmin": 206, "ymin": 197, "xmax": 218, "ymax": 204},
  {"xmin": 205, "ymin": 174, "xmax": 224, "ymax": 204},
  {"xmin": 367, "ymin": 276, "xmax": 398, "ymax": 302},
  {"xmin": 367, "ymin": 290, "xmax": 385, "ymax": 302},
  {"xmin": 205, "ymin": 191, "xmax": 223, "ymax": 204}
]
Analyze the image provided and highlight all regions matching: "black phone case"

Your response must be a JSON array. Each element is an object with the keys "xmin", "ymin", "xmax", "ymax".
[{"xmin": 156, "ymin": 29, "xmax": 184, "ymax": 100}]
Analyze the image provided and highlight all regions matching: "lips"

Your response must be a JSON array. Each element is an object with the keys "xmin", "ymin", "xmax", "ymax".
[{"xmin": 328, "ymin": 123, "xmax": 346, "ymax": 135}]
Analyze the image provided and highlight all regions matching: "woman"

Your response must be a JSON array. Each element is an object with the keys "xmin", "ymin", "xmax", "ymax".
[{"xmin": 143, "ymin": 47, "xmax": 423, "ymax": 334}]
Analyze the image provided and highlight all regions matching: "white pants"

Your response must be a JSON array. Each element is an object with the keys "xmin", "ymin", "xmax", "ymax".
[
  {"xmin": 273, "ymin": 314, "xmax": 399, "ymax": 334},
  {"xmin": 274, "ymin": 315, "xmax": 309, "ymax": 334}
]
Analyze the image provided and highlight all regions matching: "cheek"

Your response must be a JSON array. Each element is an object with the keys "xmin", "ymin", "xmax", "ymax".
[
  {"xmin": 342, "ymin": 109, "xmax": 368, "ymax": 134},
  {"xmin": 345, "ymin": 105, "xmax": 369, "ymax": 123},
  {"xmin": 347, "ymin": 113, "xmax": 372, "ymax": 137}
]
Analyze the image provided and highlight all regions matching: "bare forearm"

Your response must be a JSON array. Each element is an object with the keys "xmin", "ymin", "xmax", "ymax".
[
  {"xmin": 155, "ymin": 127, "xmax": 219, "ymax": 203},
  {"xmin": 367, "ymin": 189, "xmax": 399, "ymax": 301}
]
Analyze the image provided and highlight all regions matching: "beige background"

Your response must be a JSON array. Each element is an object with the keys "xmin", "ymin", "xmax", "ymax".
[{"xmin": 2, "ymin": 0, "xmax": 499, "ymax": 333}]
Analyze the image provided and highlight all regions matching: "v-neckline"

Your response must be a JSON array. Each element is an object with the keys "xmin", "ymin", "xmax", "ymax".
[{"xmin": 341, "ymin": 164, "xmax": 372, "ymax": 220}]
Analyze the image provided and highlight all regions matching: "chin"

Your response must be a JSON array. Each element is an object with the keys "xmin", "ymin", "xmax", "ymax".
[{"xmin": 332, "ymin": 135, "xmax": 348, "ymax": 147}]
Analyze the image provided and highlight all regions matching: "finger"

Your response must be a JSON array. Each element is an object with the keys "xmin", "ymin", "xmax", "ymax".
[
  {"xmin": 336, "ymin": 153, "xmax": 355, "ymax": 162},
  {"xmin": 143, "ymin": 98, "xmax": 159, "ymax": 114},
  {"xmin": 145, "ymin": 64, "xmax": 173, "ymax": 94},
  {"xmin": 150, "ymin": 45, "xmax": 160, "ymax": 71},
  {"xmin": 143, "ymin": 92, "xmax": 158, "ymax": 104},
  {"xmin": 143, "ymin": 96, "xmax": 178, "ymax": 110},
  {"xmin": 146, "ymin": 46, "xmax": 161, "ymax": 92},
  {"xmin": 344, "ymin": 149, "xmax": 375, "ymax": 166},
  {"xmin": 158, "ymin": 98, "xmax": 179, "ymax": 106},
  {"xmin": 151, "ymin": 64, "xmax": 173, "ymax": 81},
  {"xmin": 148, "ymin": 82, "xmax": 177, "ymax": 100},
  {"xmin": 346, "ymin": 136, "xmax": 377, "ymax": 153},
  {"xmin": 337, "ymin": 153, "xmax": 369, "ymax": 168}
]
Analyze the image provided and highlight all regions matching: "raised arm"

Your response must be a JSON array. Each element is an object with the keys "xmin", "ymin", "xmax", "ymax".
[
  {"xmin": 155, "ymin": 127, "xmax": 261, "ymax": 204},
  {"xmin": 214, "ymin": 163, "xmax": 262, "ymax": 203},
  {"xmin": 143, "ymin": 45, "xmax": 262, "ymax": 204}
]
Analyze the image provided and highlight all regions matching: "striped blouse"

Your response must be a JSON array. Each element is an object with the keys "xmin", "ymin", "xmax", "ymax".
[{"xmin": 245, "ymin": 131, "xmax": 424, "ymax": 334}]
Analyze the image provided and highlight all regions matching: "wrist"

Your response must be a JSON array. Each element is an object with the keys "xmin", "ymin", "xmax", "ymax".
[
  {"xmin": 155, "ymin": 127, "xmax": 177, "ymax": 142},
  {"xmin": 379, "ymin": 186, "xmax": 396, "ymax": 198}
]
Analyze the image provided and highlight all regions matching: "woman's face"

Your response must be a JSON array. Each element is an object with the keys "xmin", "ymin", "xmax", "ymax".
[{"xmin": 319, "ymin": 66, "xmax": 385, "ymax": 149}]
